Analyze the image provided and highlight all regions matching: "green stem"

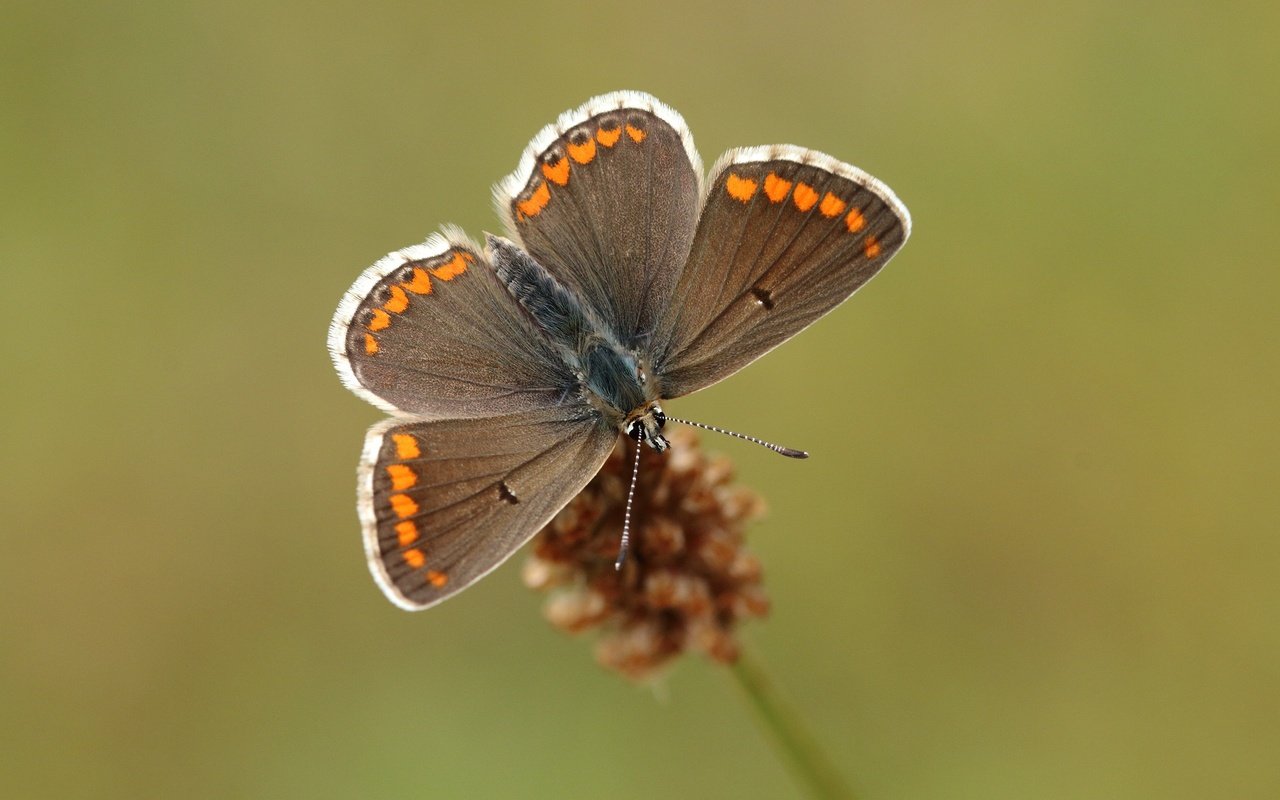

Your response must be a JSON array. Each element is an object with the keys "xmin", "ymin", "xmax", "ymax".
[{"xmin": 730, "ymin": 650, "xmax": 857, "ymax": 800}]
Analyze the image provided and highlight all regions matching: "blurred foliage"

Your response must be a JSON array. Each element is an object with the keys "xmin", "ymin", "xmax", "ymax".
[{"xmin": 2, "ymin": 1, "xmax": 1277, "ymax": 798}]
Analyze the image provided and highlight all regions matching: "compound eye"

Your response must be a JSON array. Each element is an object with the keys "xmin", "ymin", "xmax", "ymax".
[{"xmin": 652, "ymin": 406, "xmax": 666, "ymax": 426}]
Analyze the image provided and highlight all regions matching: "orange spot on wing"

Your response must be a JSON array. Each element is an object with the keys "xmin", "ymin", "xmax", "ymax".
[
  {"xmin": 386, "ymin": 464, "xmax": 417, "ymax": 490},
  {"xmin": 567, "ymin": 138, "xmax": 596, "ymax": 164},
  {"xmin": 368, "ymin": 308, "xmax": 391, "ymax": 331},
  {"xmin": 819, "ymin": 192, "xmax": 846, "ymax": 218},
  {"xmin": 402, "ymin": 267, "xmax": 432, "ymax": 294},
  {"xmin": 426, "ymin": 570, "xmax": 448, "ymax": 587},
  {"xmin": 383, "ymin": 284, "xmax": 409, "ymax": 313},
  {"xmin": 516, "ymin": 181, "xmax": 551, "ymax": 218},
  {"xmin": 596, "ymin": 126, "xmax": 622, "ymax": 147},
  {"xmin": 395, "ymin": 520, "xmax": 418, "ymax": 547},
  {"xmin": 725, "ymin": 173, "xmax": 758, "ymax": 203},
  {"xmin": 541, "ymin": 156, "xmax": 570, "ymax": 186},
  {"xmin": 392, "ymin": 434, "xmax": 420, "ymax": 459},
  {"xmin": 403, "ymin": 548, "xmax": 425, "ymax": 568},
  {"xmin": 625, "ymin": 124, "xmax": 646, "ymax": 143},
  {"xmin": 764, "ymin": 173, "xmax": 792, "ymax": 202},
  {"xmin": 845, "ymin": 208, "xmax": 866, "ymax": 232},
  {"xmin": 461, "ymin": 251, "xmax": 475, "ymax": 263},
  {"xmin": 364, "ymin": 334, "xmax": 378, "ymax": 354},
  {"xmin": 863, "ymin": 235, "xmax": 882, "ymax": 258},
  {"xmin": 390, "ymin": 493, "xmax": 419, "ymax": 519},
  {"xmin": 793, "ymin": 182, "xmax": 819, "ymax": 212},
  {"xmin": 429, "ymin": 252, "xmax": 468, "ymax": 281}
]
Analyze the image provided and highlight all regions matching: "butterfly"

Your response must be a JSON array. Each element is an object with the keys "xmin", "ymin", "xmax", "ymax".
[{"xmin": 328, "ymin": 91, "xmax": 910, "ymax": 610}]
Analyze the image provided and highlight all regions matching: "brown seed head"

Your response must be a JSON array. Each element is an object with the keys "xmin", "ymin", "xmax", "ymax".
[{"xmin": 524, "ymin": 426, "xmax": 769, "ymax": 681}]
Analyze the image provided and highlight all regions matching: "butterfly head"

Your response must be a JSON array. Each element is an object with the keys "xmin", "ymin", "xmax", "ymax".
[{"xmin": 625, "ymin": 403, "xmax": 669, "ymax": 452}]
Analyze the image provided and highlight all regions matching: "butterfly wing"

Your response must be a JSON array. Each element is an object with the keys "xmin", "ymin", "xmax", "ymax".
[
  {"xmin": 650, "ymin": 146, "xmax": 912, "ymax": 398},
  {"xmin": 493, "ymin": 91, "xmax": 703, "ymax": 348},
  {"xmin": 360, "ymin": 407, "xmax": 618, "ymax": 610},
  {"xmin": 328, "ymin": 227, "xmax": 578, "ymax": 418}
]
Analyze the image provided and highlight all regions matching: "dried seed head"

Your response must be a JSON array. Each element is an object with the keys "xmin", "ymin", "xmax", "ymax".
[{"xmin": 524, "ymin": 426, "xmax": 769, "ymax": 681}]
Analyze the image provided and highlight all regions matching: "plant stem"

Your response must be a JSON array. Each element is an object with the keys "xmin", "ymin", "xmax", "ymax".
[{"xmin": 730, "ymin": 650, "xmax": 857, "ymax": 800}]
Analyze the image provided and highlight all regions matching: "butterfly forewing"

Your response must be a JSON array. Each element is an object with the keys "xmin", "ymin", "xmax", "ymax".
[
  {"xmin": 361, "ymin": 408, "xmax": 618, "ymax": 610},
  {"xmin": 329, "ymin": 229, "xmax": 577, "ymax": 418},
  {"xmin": 652, "ymin": 147, "xmax": 911, "ymax": 398},
  {"xmin": 495, "ymin": 91, "xmax": 702, "ymax": 349}
]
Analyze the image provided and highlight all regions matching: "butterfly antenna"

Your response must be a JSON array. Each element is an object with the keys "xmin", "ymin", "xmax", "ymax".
[
  {"xmin": 615, "ymin": 426, "xmax": 644, "ymax": 571},
  {"xmin": 664, "ymin": 416, "xmax": 809, "ymax": 459}
]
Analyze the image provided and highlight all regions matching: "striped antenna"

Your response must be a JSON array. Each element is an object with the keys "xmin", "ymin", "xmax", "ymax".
[
  {"xmin": 614, "ymin": 425, "xmax": 645, "ymax": 570},
  {"xmin": 664, "ymin": 416, "xmax": 809, "ymax": 459}
]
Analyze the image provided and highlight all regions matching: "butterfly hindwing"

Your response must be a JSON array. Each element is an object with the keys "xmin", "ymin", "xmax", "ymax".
[
  {"xmin": 328, "ymin": 228, "xmax": 577, "ymax": 418},
  {"xmin": 360, "ymin": 408, "xmax": 618, "ymax": 610},
  {"xmin": 651, "ymin": 146, "xmax": 912, "ymax": 398},
  {"xmin": 494, "ymin": 91, "xmax": 703, "ymax": 349}
]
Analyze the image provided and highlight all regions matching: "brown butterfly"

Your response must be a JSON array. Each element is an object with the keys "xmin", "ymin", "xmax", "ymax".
[{"xmin": 328, "ymin": 91, "xmax": 910, "ymax": 610}]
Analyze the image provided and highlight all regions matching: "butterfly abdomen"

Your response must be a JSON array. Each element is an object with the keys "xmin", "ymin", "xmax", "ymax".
[{"xmin": 489, "ymin": 234, "xmax": 651, "ymax": 423}]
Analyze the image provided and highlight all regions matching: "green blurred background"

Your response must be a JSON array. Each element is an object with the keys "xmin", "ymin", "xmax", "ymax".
[{"xmin": 3, "ymin": 1, "xmax": 1277, "ymax": 797}]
